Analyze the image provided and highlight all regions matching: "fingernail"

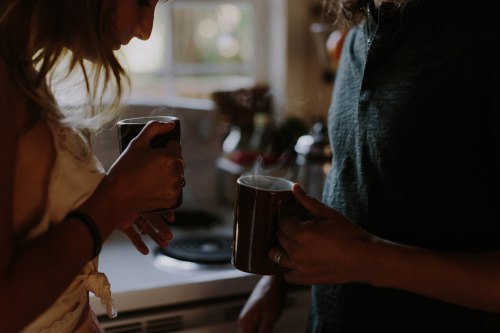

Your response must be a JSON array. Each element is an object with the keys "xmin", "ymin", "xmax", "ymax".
[
  {"xmin": 156, "ymin": 120, "xmax": 175, "ymax": 126},
  {"xmin": 293, "ymin": 183, "xmax": 305, "ymax": 193}
]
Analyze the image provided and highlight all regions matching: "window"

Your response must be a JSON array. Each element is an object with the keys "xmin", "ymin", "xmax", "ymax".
[
  {"xmin": 119, "ymin": 0, "xmax": 268, "ymax": 103},
  {"xmin": 53, "ymin": 0, "xmax": 286, "ymax": 113}
]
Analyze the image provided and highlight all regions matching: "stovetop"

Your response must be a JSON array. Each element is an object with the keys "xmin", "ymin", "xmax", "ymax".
[{"xmin": 157, "ymin": 235, "xmax": 233, "ymax": 264}]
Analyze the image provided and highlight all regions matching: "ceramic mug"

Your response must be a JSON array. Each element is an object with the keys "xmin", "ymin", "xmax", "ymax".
[
  {"xmin": 116, "ymin": 116, "xmax": 182, "ymax": 210},
  {"xmin": 232, "ymin": 175, "xmax": 307, "ymax": 275}
]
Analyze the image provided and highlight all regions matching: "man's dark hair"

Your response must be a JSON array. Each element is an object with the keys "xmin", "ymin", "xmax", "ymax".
[{"xmin": 324, "ymin": 0, "xmax": 409, "ymax": 28}]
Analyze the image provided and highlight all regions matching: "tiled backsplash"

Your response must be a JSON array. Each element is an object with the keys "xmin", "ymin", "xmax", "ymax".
[{"xmin": 93, "ymin": 104, "xmax": 226, "ymax": 208}]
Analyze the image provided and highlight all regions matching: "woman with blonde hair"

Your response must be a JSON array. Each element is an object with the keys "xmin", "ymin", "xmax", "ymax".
[{"xmin": 0, "ymin": 0, "xmax": 183, "ymax": 332}]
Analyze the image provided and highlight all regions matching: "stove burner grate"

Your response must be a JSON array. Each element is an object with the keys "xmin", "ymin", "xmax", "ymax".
[{"xmin": 157, "ymin": 235, "xmax": 232, "ymax": 264}]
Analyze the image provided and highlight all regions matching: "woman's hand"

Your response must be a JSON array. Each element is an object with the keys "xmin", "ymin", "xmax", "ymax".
[
  {"xmin": 121, "ymin": 212, "xmax": 174, "ymax": 255},
  {"xmin": 100, "ymin": 120, "xmax": 184, "ymax": 229},
  {"xmin": 238, "ymin": 276, "xmax": 287, "ymax": 333},
  {"xmin": 269, "ymin": 184, "xmax": 377, "ymax": 286}
]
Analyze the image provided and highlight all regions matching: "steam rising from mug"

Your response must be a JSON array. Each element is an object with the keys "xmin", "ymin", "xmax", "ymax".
[{"xmin": 242, "ymin": 153, "xmax": 297, "ymax": 184}]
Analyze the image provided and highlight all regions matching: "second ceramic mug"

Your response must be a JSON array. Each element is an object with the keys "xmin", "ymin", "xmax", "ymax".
[
  {"xmin": 116, "ymin": 115, "xmax": 182, "ymax": 210},
  {"xmin": 232, "ymin": 175, "xmax": 308, "ymax": 275}
]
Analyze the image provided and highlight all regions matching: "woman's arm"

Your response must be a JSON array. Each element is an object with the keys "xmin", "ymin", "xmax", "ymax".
[
  {"xmin": 0, "ymin": 68, "xmax": 183, "ymax": 332},
  {"xmin": 238, "ymin": 275, "xmax": 287, "ymax": 333},
  {"xmin": 0, "ymin": 68, "xmax": 102, "ymax": 332}
]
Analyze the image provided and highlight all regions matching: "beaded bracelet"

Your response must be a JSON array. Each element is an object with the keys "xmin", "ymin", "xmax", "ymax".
[{"xmin": 66, "ymin": 211, "xmax": 102, "ymax": 259}]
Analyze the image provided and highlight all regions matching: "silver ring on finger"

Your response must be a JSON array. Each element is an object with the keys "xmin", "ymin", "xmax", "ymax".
[
  {"xmin": 137, "ymin": 214, "xmax": 149, "ymax": 235},
  {"xmin": 273, "ymin": 250, "xmax": 285, "ymax": 265}
]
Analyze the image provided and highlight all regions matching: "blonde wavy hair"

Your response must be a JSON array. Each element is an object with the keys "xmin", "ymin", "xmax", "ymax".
[{"xmin": 0, "ymin": 0, "xmax": 129, "ymax": 134}]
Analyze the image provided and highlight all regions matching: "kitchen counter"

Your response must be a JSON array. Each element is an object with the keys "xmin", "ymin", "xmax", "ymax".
[
  {"xmin": 90, "ymin": 229, "xmax": 311, "ymax": 333},
  {"xmin": 90, "ymin": 214, "xmax": 261, "ymax": 317}
]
